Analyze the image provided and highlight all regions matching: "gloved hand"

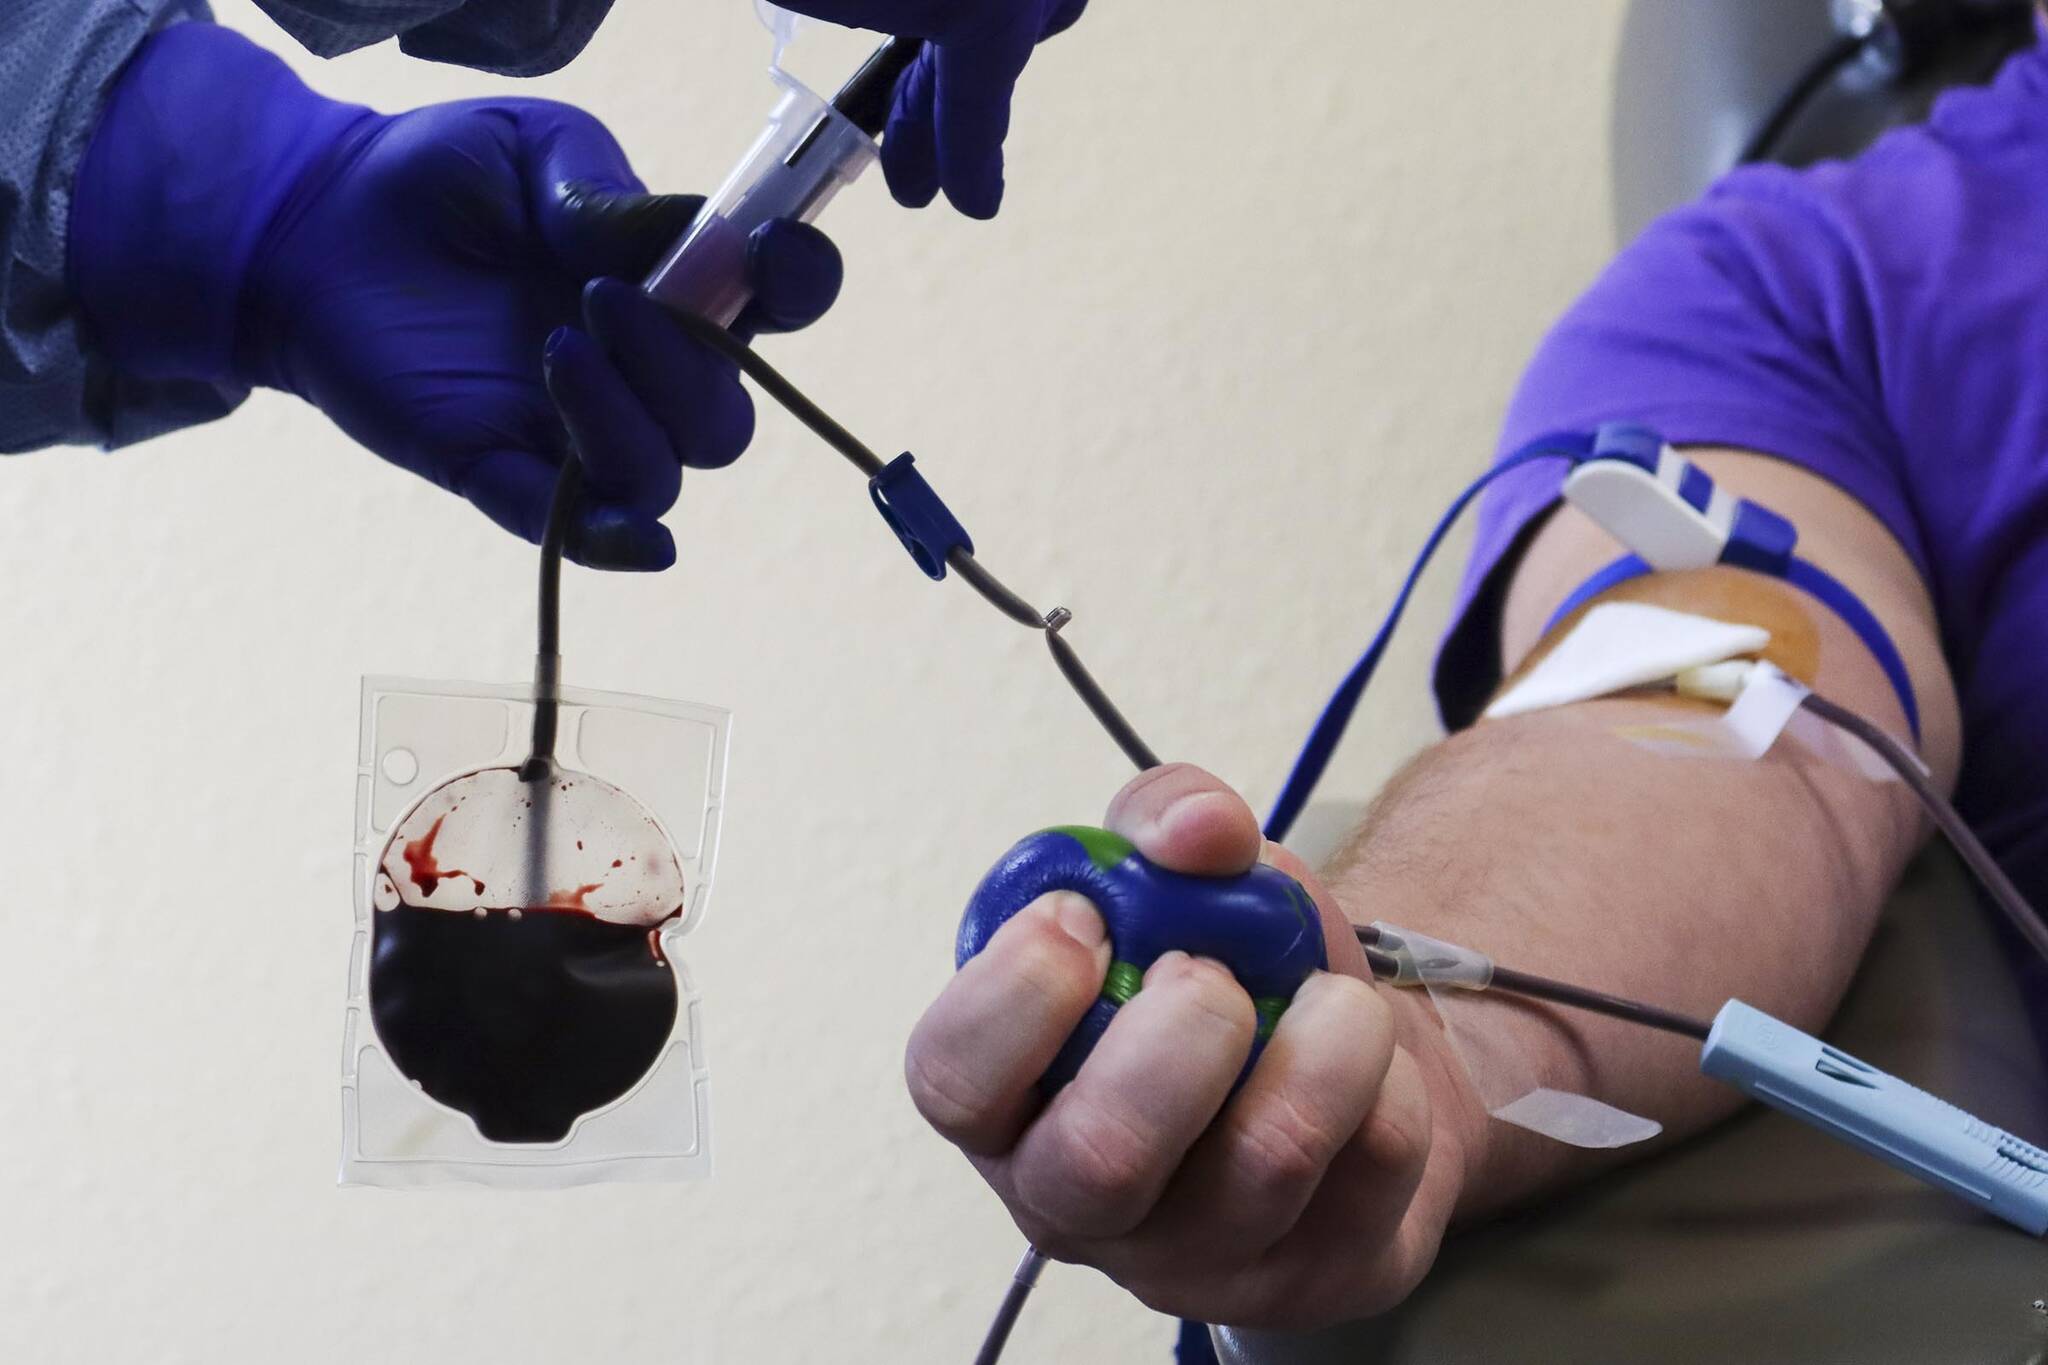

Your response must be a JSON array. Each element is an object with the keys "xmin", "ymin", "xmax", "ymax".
[
  {"xmin": 780, "ymin": 0, "xmax": 1090, "ymax": 218},
  {"xmin": 68, "ymin": 22, "xmax": 842, "ymax": 570}
]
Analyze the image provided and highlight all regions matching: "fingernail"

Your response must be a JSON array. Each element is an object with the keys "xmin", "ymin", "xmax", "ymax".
[
  {"xmin": 951, "ymin": 178, "xmax": 1003, "ymax": 221},
  {"xmin": 964, "ymin": 157, "xmax": 1006, "ymax": 219},
  {"xmin": 1159, "ymin": 786, "xmax": 1233, "ymax": 833},
  {"xmin": 571, "ymin": 512, "xmax": 675, "ymax": 572},
  {"xmin": 1144, "ymin": 950, "xmax": 1193, "ymax": 987},
  {"xmin": 1047, "ymin": 892, "xmax": 1106, "ymax": 951},
  {"xmin": 543, "ymin": 326, "xmax": 570, "ymax": 365},
  {"xmin": 1289, "ymin": 971, "xmax": 1339, "ymax": 1011},
  {"xmin": 581, "ymin": 276, "xmax": 627, "ymax": 321},
  {"xmin": 1288, "ymin": 971, "xmax": 1378, "ymax": 1024}
]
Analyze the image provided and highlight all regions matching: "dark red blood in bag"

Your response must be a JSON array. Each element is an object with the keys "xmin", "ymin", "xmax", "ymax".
[
  {"xmin": 368, "ymin": 766, "xmax": 690, "ymax": 1145},
  {"xmin": 370, "ymin": 901, "xmax": 678, "ymax": 1143}
]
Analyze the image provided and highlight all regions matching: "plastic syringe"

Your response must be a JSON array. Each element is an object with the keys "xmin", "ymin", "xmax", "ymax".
[{"xmin": 644, "ymin": 36, "xmax": 919, "ymax": 326}]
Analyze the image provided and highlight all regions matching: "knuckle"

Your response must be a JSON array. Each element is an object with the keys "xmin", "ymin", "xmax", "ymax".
[
  {"xmin": 1015, "ymin": 1224, "xmax": 1087, "ymax": 1269},
  {"xmin": 902, "ymin": 1038, "xmax": 998, "ymax": 1144},
  {"xmin": 1122, "ymin": 1277, "xmax": 1212, "ymax": 1322},
  {"xmin": 1171, "ymin": 959, "xmax": 1257, "ymax": 1036},
  {"xmin": 1226, "ymin": 1094, "xmax": 1344, "ymax": 1198},
  {"xmin": 1297, "ymin": 968, "xmax": 1390, "ymax": 1038},
  {"xmin": 1050, "ymin": 1101, "xmax": 1160, "ymax": 1220},
  {"xmin": 1358, "ymin": 1083, "xmax": 1432, "ymax": 1176},
  {"xmin": 1003, "ymin": 928, "xmax": 1100, "ymax": 1012},
  {"xmin": 1222, "ymin": 1256, "xmax": 1379, "ymax": 1333},
  {"xmin": 1231, "ymin": 1275, "xmax": 1308, "ymax": 1331},
  {"xmin": 1330, "ymin": 971, "xmax": 1392, "ymax": 1029}
]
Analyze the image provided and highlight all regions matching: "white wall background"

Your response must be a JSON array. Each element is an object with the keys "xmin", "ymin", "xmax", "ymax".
[{"xmin": 0, "ymin": 1, "xmax": 1628, "ymax": 1359}]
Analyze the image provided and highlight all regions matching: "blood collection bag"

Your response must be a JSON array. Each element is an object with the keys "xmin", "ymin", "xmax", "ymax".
[{"xmin": 343, "ymin": 677, "xmax": 727, "ymax": 1187}]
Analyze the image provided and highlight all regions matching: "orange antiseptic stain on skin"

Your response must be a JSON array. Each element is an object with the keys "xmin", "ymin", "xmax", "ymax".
[
  {"xmin": 1612, "ymin": 723, "xmax": 1719, "ymax": 748},
  {"xmin": 402, "ymin": 814, "xmax": 485, "ymax": 897},
  {"xmin": 1501, "ymin": 567, "xmax": 1826, "ymax": 702}
]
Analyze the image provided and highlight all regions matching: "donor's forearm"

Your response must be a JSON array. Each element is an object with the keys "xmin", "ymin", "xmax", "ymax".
[{"xmin": 1319, "ymin": 691, "xmax": 1923, "ymax": 1216}]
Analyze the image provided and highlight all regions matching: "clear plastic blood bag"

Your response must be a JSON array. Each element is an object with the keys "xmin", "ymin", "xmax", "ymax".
[{"xmin": 344, "ymin": 677, "xmax": 727, "ymax": 1189}]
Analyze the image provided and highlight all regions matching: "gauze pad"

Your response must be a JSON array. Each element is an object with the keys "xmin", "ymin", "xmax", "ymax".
[{"xmin": 1486, "ymin": 602, "xmax": 1769, "ymax": 720}]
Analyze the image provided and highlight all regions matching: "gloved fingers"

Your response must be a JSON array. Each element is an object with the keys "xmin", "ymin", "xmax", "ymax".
[
  {"xmin": 541, "ymin": 325, "xmax": 683, "ymax": 516},
  {"xmin": 550, "ymin": 187, "xmax": 704, "ymax": 283},
  {"xmin": 523, "ymin": 100, "xmax": 641, "ymax": 209},
  {"xmin": 1045, "ymin": 0, "xmax": 1089, "ymax": 39},
  {"xmin": 569, "ymin": 502, "xmax": 679, "ymax": 573},
  {"xmin": 451, "ymin": 448, "xmax": 677, "ymax": 571},
  {"xmin": 729, "ymin": 218, "xmax": 845, "ymax": 339},
  {"xmin": 930, "ymin": 19, "xmax": 1037, "ymax": 218},
  {"xmin": 452, "ymin": 447, "xmax": 557, "ymax": 544},
  {"xmin": 519, "ymin": 102, "xmax": 699, "ymax": 278},
  {"xmin": 1103, "ymin": 763, "xmax": 1264, "ymax": 878},
  {"xmin": 881, "ymin": 42, "xmax": 942, "ymax": 209},
  {"xmin": 582, "ymin": 277, "xmax": 757, "ymax": 469}
]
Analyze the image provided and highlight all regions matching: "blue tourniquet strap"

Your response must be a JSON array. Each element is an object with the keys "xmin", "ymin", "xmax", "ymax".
[
  {"xmin": 1542, "ymin": 553, "xmax": 1653, "ymax": 631},
  {"xmin": 1263, "ymin": 431, "xmax": 1599, "ymax": 844}
]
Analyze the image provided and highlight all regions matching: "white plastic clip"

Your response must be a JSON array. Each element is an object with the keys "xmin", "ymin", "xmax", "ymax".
[{"xmin": 1564, "ymin": 443, "xmax": 1736, "ymax": 571}]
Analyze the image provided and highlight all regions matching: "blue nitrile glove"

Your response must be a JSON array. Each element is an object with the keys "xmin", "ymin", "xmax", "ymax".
[
  {"xmin": 779, "ymin": 0, "xmax": 1089, "ymax": 218},
  {"xmin": 67, "ymin": 22, "xmax": 843, "ymax": 571}
]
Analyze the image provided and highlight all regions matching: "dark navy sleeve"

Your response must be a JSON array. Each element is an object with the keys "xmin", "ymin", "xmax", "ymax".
[
  {"xmin": 0, "ymin": 0, "xmax": 229, "ymax": 454},
  {"xmin": 251, "ymin": 0, "xmax": 617, "ymax": 76},
  {"xmin": 1433, "ymin": 166, "xmax": 1929, "ymax": 730}
]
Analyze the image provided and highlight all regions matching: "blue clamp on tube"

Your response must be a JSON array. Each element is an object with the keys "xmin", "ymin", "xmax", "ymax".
[
  {"xmin": 869, "ymin": 453, "xmax": 973, "ymax": 580},
  {"xmin": 1700, "ymin": 1000, "xmax": 2048, "ymax": 1235}
]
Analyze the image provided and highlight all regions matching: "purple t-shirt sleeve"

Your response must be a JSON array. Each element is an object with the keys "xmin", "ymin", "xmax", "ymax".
[{"xmin": 1432, "ymin": 166, "xmax": 1930, "ymax": 729}]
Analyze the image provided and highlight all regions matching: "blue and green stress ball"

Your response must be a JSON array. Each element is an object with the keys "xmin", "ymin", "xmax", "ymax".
[{"xmin": 957, "ymin": 827, "xmax": 1329, "ymax": 1092}]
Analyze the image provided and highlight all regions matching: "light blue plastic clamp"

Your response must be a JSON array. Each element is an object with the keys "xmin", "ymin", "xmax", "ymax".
[{"xmin": 1700, "ymin": 1000, "xmax": 2048, "ymax": 1236}]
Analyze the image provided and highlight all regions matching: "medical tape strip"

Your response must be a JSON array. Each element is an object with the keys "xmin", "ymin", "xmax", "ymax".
[
  {"xmin": 1372, "ymin": 923, "xmax": 1662, "ymax": 1150},
  {"xmin": 1666, "ymin": 660, "xmax": 1907, "ymax": 781},
  {"xmin": 1717, "ymin": 660, "xmax": 1808, "ymax": 758}
]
